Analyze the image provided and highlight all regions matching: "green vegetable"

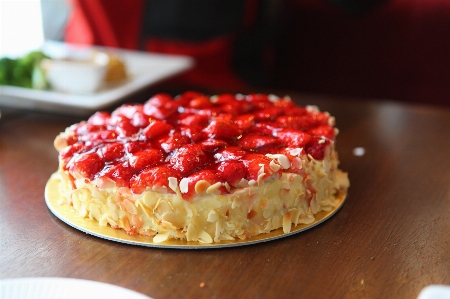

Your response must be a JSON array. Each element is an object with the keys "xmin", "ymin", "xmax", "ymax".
[{"xmin": 0, "ymin": 50, "xmax": 49, "ymax": 88}]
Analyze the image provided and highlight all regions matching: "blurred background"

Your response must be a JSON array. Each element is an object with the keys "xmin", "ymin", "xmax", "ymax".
[{"xmin": 1, "ymin": 0, "xmax": 450, "ymax": 107}]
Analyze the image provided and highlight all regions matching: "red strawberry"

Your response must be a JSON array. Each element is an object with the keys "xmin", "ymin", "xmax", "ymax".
[
  {"xmin": 199, "ymin": 139, "xmax": 228, "ymax": 152},
  {"xmin": 59, "ymin": 143, "xmax": 85, "ymax": 166},
  {"xmin": 307, "ymin": 125, "xmax": 335, "ymax": 140},
  {"xmin": 273, "ymin": 98, "xmax": 295, "ymax": 109},
  {"xmin": 176, "ymin": 91, "xmax": 205, "ymax": 106},
  {"xmin": 216, "ymin": 160, "xmax": 246, "ymax": 187},
  {"xmin": 241, "ymin": 153, "xmax": 282, "ymax": 181},
  {"xmin": 81, "ymin": 130, "xmax": 118, "ymax": 142},
  {"xmin": 129, "ymin": 148, "xmax": 164, "ymax": 171},
  {"xmin": 213, "ymin": 146, "xmax": 247, "ymax": 162},
  {"xmin": 254, "ymin": 107, "xmax": 284, "ymax": 122},
  {"xmin": 305, "ymin": 137, "xmax": 331, "ymax": 160},
  {"xmin": 180, "ymin": 125, "xmax": 204, "ymax": 142},
  {"xmin": 98, "ymin": 142, "xmax": 125, "ymax": 162},
  {"xmin": 180, "ymin": 170, "xmax": 224, "ymax": 200},
  {"xmin": 131, "ymin": 112, "xmax": 152, "ymax": 128},
  {"xmin": 188, "ymin": 94, "xmax": 213, "ymax": 109},
  {"xmin": 71, "ymin": 152, "xmax": 104, "ymax": 180},
  {"xmin": 284, "ymin": 106, "xmax": 307, "ymax": 116},
  {"xmin": 250, "ymin": 122, "xmax": 281, "ymax": 135},
  {"xmin": 179, "ymin": 114, "xmax": 209, "ymax": 126},
  {"xmin": 246, "ymin": 93, "xmax": 273, "ymax": 109},
  {"xmin": 111, "ymin": 103, "xmax": 143, "ymax": 119},
  {"xmin": 71, "ymin": 122, "xmax": 107, "ymax": 136},
  {"xmin": 158, "ymin": 131, "xmax": 191, "ymax": 153},
  {"xmin": 234, "ymin": 114, "xmax": 255, "ymax": 131},
  {"xmin": 237, "ymin": 134, "xmax": 280, "ymax": 152},
  {"xmin": 130, "ymin": 165, "xmax": 179, "ymax": 194},
  {"xmin": 274, "ymin": 129, "xmax": 311, "ymax": 147},
  {"xmin": 276, "ymin": 115, "xmax": 319, "ymax": 131},
  {"xmin": 98, "ymin": 161, "xmax": 136, "ymax": 188},
  {"xmin": 169, "ymin": 144, "xmax": 207, "ymax": 176},
  {"xmin": 142, "ymin": 120, "xmax": 173, "ymax": 139},
  {"xmin": 203, "ymin": 118, "xmax": 240, "ymax": 139},
  {"xmin": 217, "ymin": 96, "xmax": 253, "ymax": 115},
  {"xmin": 143, "ymin": 93, "xmax": 178, "ymax": 119},
  {"xmin": 87, "ymin": 111, "xmax": 111, "ymax": 126},
  {"xmin": 212, "ymin": 93, "xmax": 236, "ymax": 105},
  {"xmin": 116, "ymin": 118, "xmax": 139, "ymax": 137},
  {"xmin": 124, "ymin": 141, "xmax": 151, "ymax": 154}
]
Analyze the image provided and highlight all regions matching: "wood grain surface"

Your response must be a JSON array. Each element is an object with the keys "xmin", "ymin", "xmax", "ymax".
[{"xmin": 1, "ymin": 94, "xmax": 449, "ymax": 299}]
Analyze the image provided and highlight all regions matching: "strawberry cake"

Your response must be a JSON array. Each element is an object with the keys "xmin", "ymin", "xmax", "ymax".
[{"xmin": 53, "ymin": 92, "xmax": 349, "ymax": 244}]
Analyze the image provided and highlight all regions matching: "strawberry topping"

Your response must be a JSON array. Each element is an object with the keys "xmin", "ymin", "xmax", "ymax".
[{"xmin": 58, "ymin": 92, "xmax": 336, "ymax": 197}]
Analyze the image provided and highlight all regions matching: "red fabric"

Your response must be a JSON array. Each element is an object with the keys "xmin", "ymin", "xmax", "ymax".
[
  {"xmin": 64, "ymin": 0, "xmax": 258, "ymax": 90},
  {"xmin": 144, "ymin": 36, "xmax": 247, "ymax": 90},
  {"xmin": 65, "ymin": 0, "xmax": 144, "ymax": 50}
]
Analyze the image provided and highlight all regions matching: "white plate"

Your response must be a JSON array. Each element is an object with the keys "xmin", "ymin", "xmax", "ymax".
[
  {"xmin": 0, "ymin": 277, "xmax": 152, "ymax": 299},
  {"xmin": 0, "ymin": 41, "xmax": 194, "ymax": 115}
]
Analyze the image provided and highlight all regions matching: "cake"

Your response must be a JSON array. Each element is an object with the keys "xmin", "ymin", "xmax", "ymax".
[{"xmin": 53, "ymin": 92, "xmax": 349, "ymax": 244}]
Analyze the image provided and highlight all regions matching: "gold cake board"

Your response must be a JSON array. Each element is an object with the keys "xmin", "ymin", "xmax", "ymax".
[{"xmin": 45, "ymin": 173, "xmax": 347, "ymax": 249}]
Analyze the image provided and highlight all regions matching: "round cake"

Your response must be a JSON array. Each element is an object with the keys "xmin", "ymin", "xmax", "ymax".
[{"xmin": 53, "ymin": 92, "xmax": 349, "ymax": 243}]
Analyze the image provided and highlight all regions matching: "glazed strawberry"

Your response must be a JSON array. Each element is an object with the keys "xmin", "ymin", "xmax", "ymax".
[
  {"xmin": 116, "ymin": 118, "xmax": 139, "ymax": 137},
  {"xmin": 273, "ymin": 98, "xmax": 295, "ymax": 109},
  {"xmin": 276, "ymin": 115, "xmax": 319, "ymax": 131},
  {"xmin": 188, "ymin": 94, "xmax": 213, "ymax": 109},
  {"xmin": 305, "ymin": 137, "xmax": 331, "ymax": 160},
  {"xmin": 87, "ymin": 111, "xmax": 111, "ymax": 126},
  {"xmin": 124, "ymin": 141, "xmax": 150, "ymax": 154},
  {"xmin": 143, "ymin": 93, "xmax": 178, "ymax": 120},
  {"xmin": 284, "ymin": 106, "xmax": 308, "ymax": 116},
  {"xmin": 274, "ymin": 128, "xmax": 311, "ymax": 147},
  {"xmin": 203, "ymin": 118, "xmax": 240, "ymax": 139},
  {"xmin": 241, "ymin": 153, "xmax": 282, "ymax": 181},
  {"xmin": 142, "ymin": 120, "xmax": 173, "ymax": 139},
  {"xmin": 130, "ymin": 165, "xmax": 179, "ymax": 194},
  {"xmin": 234, "ymin": 114, "xmax": 255, "ymax": 131},
  {"xmin": 179, "ymin": 114, "xmax": 209, "ymax": 127},
  {"xmin": 179, "ymin": 170, "xmax": 224, "ymax": 200},
  {"xmin": 131, "ymin": 111, "xmax": 152, "ymax": 128},
  {"xmin": 81, "ymin": 130, "xmax": 118, "ymax": 142},
  {"xmin": 250, "ymin": 122, "xmax": 281, "ymax": 136},
  {"xmin": 128, "ymin": 149, "xmax": 164, "ymax": 171},
  {"xmin": 59, "ymin": 143, "xmax": 85, "ymax": 165},
  {"xmin": 98, "ymin": 142, "xmax": 125, "ymax": 162},
  {"xmin": 71, "ymin": 122, "xmax": 107, "ymax": 136},
  {"xmin": 237, "ymin": 133, "xmax": 280, "ymax": 152},
  {"xmin": 216, "ymin": 160, "xmax": 246, "ymax": 187},
  {"xmin": 158, "ymin": 131, "xmax": 191, "ymax": 153},
  {"xmin": 176, "ymin": 91, "xmax": 205, "ymax": 106},
  {"xmin": 214, "ymin": 146, "xmax": 247, "ymax": 162},
  {"xmin": 199, "ymin": 139, "xmax": 228, "ymax": 152},
  {"xmin": 307, "ymin": 125, "xmax": 335, "ymax": 140},
  {"xmin": 246, "ymin": 94, "xmax": 273, "ymax": 109},
  {"xmin": 112, "ymin": 103, "xmax": 143, "ymax": 119},
  {"xmin": 254, "ymin": 107, "xmax": 284, "ymax": 122},
  {"xmin": 70, "ymin": 152, "xmax": 104, "ymax": 180},
  {"xmin": 169, "ymin": 144, "xmax": 207, "ymax": 176},
  {"xmin": 217, "ymin": 96, "xmax": 253, "ymax": 115},
  {"xmin": 180, "ymin": 125, "xmax": 204, "ymax": 142},
  {"xmin": 98, "ymin": 161, "xmax": 135, "ymax": 187}
]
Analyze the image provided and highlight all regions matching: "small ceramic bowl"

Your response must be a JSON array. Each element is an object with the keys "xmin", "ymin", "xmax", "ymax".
[{"xmin": 42, "ymin": 53, "xmax": 108, "ymax": 94}]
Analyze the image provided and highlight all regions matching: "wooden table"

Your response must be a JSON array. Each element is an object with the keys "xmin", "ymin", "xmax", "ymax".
[{"xmin": 1, "ymin": 93, "xmax": 449, "ymax": 299}]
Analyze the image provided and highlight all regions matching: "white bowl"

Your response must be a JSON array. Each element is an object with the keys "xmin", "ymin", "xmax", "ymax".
[{"xmin": 42, "ymin": 55, "xmax": 107, "ymax": 94}]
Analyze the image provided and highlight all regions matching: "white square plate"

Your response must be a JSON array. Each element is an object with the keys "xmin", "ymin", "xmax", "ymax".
[{"xmin": 0, "ymin": 41, "xmax": 194, "ymax": 115}]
